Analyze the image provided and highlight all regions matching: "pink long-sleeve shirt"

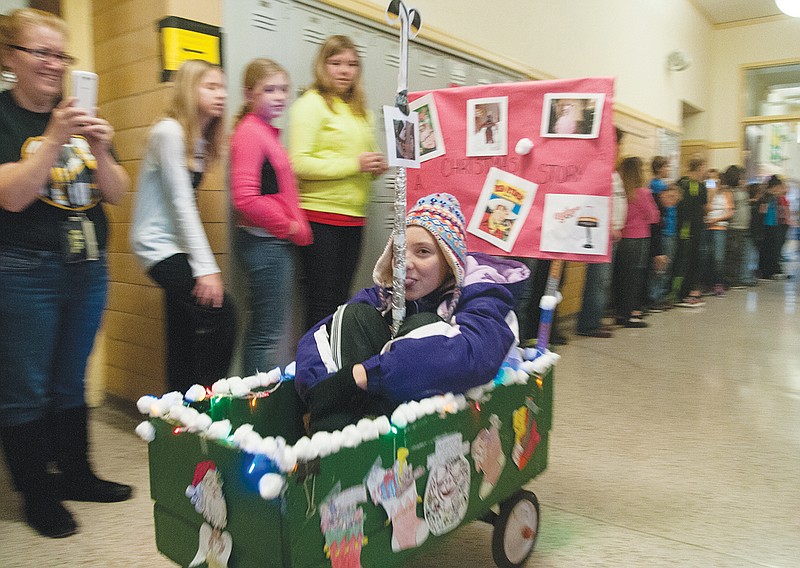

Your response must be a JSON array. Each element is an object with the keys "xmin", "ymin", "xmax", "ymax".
[
  {"xmin": 230, "ymin": 113, "xmax": 312, "ymax": 246},
  {"xmin": 621, "ymin": 186, "xmax": 660, "ymax": 239}
]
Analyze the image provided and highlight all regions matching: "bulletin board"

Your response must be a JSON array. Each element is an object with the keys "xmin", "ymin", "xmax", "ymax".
[{"xmin": 408, "ymin": 77, "xmax": 616, "ymax": 262}]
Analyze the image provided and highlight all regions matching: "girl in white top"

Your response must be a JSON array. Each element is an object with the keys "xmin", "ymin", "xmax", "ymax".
[
  {"xmin": 703, "ymin": 169, "xmax": 734, "ymax": 294},
  {"xmin": 130, "ymin": 59, "xmax": 236, "ymax": 393}
]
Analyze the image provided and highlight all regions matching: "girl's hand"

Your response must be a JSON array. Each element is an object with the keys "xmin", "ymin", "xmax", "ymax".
[
  {"xmin": 193, "ymin": 273, "xmax": 224, "ymax": 308},
  {"xmin": 353, "ymin": 364, "xmax": 368, "ymax": 390},
  {"xmin": 359, "ymin": 152, "xmax": 388, "ymax": 175}
]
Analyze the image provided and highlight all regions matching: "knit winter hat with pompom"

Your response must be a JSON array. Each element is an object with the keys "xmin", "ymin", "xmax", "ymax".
[{"xmin": 373, "ymin": 193, "xmax": 467, "ymax": 290}]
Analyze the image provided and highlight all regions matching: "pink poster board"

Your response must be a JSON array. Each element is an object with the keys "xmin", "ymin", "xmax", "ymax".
[{"xmin": 407, "ymin": 77, "xmax": 615, "ymax": 262}]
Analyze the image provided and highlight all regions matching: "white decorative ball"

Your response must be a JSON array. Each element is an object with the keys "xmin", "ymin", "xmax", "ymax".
[
  {"xmin": 242, "ymin": 375, "xmax": 261, "ymax": 390},
  {"xmin": 356, "ymin": 418, "xmax": 379, "ymax": 442},
  {"xmin": 232, "ymin": 424, "xmax": 255, "ymax": 445},
  {"xmin": 277, "ymin": 446, "xmax": 297, "ymax": 473},
  {"xmin": 194, "ymin": 413, "xmax": 213, "ymax": 432},
  {"xmin": 341, "ymin": 424, "xmax": 360, "ymax": 448},
  {"xmin": 515, "ymin": 137, "xmax": 534, "ymax": 156},
  {"xmin": 135, "ymin": 421, "xmax": 156, "ymax": 442},
  {"xmin": 211, "ymin": 379, "xmax": 230, "ymax": 395},
  {"xmin": 258, "ymin": 473, "xmax": 285, "ymax": 500},
  {"xmin": 206, "ymin": 419, "xmax": 232, "ymax": 440},
  {"xmin": 420, "ymin": 398, "xmax": 436, "ymax": 415},
  {"xmin": 293, "ymin": 436, "xmax": 311, "ymax": 461},
  {"xmin": 391, "ymin": 407, "xmax": 408, "ymax": 428},
  {"xmin": 184, "ymin": 385, "xmax": 206, "ymax": 403},
  {"xmin": 373, "ymin": 416, "xmax": 391, "ymax": 436},
  {"xmin": 136, "ymin": 395, "xmax": 158, "ymax": 415},
  {"xmin": 329, "ymin": 430, "xmax": 344, "ymax": 454}
]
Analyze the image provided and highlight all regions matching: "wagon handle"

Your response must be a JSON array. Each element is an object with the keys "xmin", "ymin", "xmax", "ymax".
[{"xmin": 386, "ymin": 0, "xmax": 422, "ymax": 336}]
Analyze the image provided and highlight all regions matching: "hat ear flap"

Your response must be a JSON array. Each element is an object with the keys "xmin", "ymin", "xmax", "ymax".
[{"xmin": 372, "ymin": 237, "xmax": 395, "ymax": 288}]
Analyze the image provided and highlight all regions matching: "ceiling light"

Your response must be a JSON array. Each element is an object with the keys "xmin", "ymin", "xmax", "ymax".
[{"xmin": 776, "ymin": 0, "xmax": 800, "ymax": 17}]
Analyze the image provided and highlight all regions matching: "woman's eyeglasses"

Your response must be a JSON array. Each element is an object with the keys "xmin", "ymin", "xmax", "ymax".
[{"xmin": 7, "ymin": 45, "xmax": 76, "ymax": 66}]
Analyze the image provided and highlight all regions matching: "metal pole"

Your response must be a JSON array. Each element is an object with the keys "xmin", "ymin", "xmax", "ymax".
[{"xmin": 386, "ymin": 1, "xmax": 421, "ymax": 336}]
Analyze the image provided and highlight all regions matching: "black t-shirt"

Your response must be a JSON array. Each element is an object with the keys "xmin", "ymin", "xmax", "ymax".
[{"xmin": 0, "ymin": 89, "xmax": 108, "ymax": 251}]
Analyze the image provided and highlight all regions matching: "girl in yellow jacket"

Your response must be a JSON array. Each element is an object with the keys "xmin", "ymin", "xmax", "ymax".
[{"xmin": 289, "ymin": 35, "xmax": 387, "ymax": 331}]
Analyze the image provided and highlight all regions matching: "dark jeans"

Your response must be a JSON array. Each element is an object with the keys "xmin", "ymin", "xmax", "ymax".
[
  {"xmin": 672, "ymin": 233, "xmax": 702, "ymax": 298},
  {"xmin": 724, "ymin": 229, "xmax": 749, "ymax": 285},
  {"xmin": 148, "ymin": 254, "xmax": 236, "ymax": 393},
  {"xmin": 759, "ymin": 225, "xmax": 788, "ymax": 278},
  {"xmin": 511, "ymin": 258, "xmax": 554, "ymax": 343},
  {"xmin": 612, "ymin": 237, "xmax": 650, "ymax": 318},
  {"xmin": 299, "ymin": 222, "xmax": 363, "ymax": 332},
  {"xmin": 0, "ymin": 248, "xmax": 107, "ymax": 427}
]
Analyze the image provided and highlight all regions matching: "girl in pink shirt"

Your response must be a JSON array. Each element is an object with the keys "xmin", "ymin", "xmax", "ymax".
[
  {"xmin": 230, "ymin": 58, "xmax": 312, "ymax": 375},
  {"xmin": 612, "ymin": 157, "xmax": 661, "ymax": 327}
]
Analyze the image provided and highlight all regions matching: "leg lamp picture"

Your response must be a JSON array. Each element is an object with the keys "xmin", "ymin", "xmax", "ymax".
[{"xmin": 577, "ymin": 206, "xmax": 599, "ymax": 249}]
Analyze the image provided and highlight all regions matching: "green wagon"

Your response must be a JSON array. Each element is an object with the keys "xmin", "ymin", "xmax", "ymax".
[{"xmin": 139, "ymin": 359, "xmax": 554, "ymax": 568}]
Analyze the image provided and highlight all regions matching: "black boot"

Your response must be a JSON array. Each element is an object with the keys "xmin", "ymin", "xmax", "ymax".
[
  {"xmin": 0, "ymin": 419, "xmax": 78, "ymax": 538},
  {"xmin": 49, "ymin": 406, "xmax": 133, "ymax": 503}
]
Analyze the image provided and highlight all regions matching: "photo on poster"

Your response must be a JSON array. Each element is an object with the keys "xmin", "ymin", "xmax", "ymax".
[
  {"xmin": 467, "ymin": 167, "xmax": 537, "ymax": 252},
  {"xmin": 409, "ymin": 93, "xmax": 446, "ymax": 162},
  {"xmin": 466, "ymin": 96, "xmax": 508, "ymax": 157},
  {"xmin": 383, "ymin": 105, "xmax": 420, "ymax": 168},
  {"xmin": 540, "ymin": 93, "xmax": 605, "ymax": 139},
  {"xmin": 540, "ymin": 194, "xmax": 610, "ymax": 255}
]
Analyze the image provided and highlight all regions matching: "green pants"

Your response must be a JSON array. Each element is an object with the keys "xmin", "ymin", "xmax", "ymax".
[{"xmin": 310, "ymin": 303, "xmax": 442, "ymax": 432}]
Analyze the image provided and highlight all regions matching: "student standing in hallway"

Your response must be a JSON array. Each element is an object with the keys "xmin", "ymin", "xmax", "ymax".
[
  {"xmin": 673, "ymin": 158, "xmax": 709, "ymax": 307},
  {"xmin": 131, "ymin": 60, "xmax": 236, "ymax": 393},
  {"xmin": 288, "ymin": 35, "xmax": 388, "ymax": 331},
  {"xmin": 230, "ymin": 58, "xmax": 312, "ymax": 376}
]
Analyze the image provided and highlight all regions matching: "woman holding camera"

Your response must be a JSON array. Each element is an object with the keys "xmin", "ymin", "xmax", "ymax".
[{"xmin": 0, "ymin": 8, "xmax": 132, "ymax": 538}]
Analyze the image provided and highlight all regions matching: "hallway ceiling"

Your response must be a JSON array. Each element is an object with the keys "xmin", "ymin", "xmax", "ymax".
[{"xmin": 693, "ymin": 0, "xmax": 786, "ymax": 25}]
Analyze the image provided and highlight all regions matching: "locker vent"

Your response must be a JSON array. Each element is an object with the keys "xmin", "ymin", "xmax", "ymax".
[
  {"xmin": 420, "ymin": 62, "xmax": 438, "ymax": 78},
  {"xmin": 384, "ymin": 52, "xmax": 400, "ymax": 69},
  {"xmin": 252, "ymin": 11, "xmax": 278, "ymax": 32},
  {"xmin": 303, "ymin": 25, "xmax": 327, "ymax": 45}
]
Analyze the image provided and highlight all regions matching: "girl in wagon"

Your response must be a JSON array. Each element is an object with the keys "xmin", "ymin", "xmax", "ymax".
[{"xmin": 294, "ymin": 193, "xmax": 530, "ymax": 432}]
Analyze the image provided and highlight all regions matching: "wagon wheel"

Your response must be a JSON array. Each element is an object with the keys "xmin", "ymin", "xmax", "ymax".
[{"xmin": 491, "ymin": 490, "xmax": 540, "ymax": 568}]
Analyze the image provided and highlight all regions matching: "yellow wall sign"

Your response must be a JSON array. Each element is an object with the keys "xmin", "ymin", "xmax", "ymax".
[{"xmin": 158, "ymin": 16, "xmax": 223, "ymax": 82}]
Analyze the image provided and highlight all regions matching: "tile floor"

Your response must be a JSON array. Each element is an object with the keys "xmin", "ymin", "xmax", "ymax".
[{"xmin": 1, "ymin": 251, "xmax": 798, "ymax": 568}]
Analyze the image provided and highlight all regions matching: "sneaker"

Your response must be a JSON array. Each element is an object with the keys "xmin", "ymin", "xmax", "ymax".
[
  {"xmin": 625, "ymin": 317, "xmax": 648, "ymax": 328},
  {"xmin": 771, "ymin": 273, "xmax": 790, "ymax": 281},
  {"xmin": 675, "ymin": 296, "xmax": 706, "ymax": 308},
  {"xmin": 713, "ymin": 284, "xmax": 726, "ymax": 297},
  {"xmin": 645, "ymin": 305, "xmax": 666, "ymax": 314}
]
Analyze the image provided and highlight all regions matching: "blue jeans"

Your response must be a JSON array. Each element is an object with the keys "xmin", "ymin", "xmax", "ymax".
[
  {"xmin": 703, "ymin": 229, "xmax": 727, "ymax": 286},
  {"xmin": 577, "ymin": 242, "xmax": 617, "ymax": 333},
  {"xmin": 235, "ymin": 229, "xmax": 294, "ymax": 376},
  {"xmin": 0, "ymin": 248, "xmax": 107, "ymax": 427},
  {"xmin": 649, "ymin": 234, "xmax": 677, "ymax": 303}
]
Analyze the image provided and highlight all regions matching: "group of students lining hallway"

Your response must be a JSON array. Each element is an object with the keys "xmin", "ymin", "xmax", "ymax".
[{"xmin": 1, "ymin": 248, "xmax": 797, "ymax": 568}]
